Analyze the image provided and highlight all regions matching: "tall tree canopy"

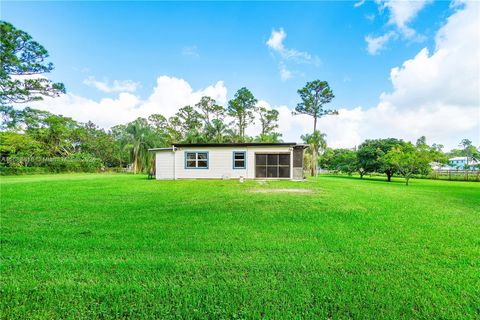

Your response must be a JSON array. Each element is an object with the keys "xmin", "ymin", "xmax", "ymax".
[
  {"xmin": 294, "ymin": 80, "xmax": 337, "ymax": 176},
  {"xmin": 0, "ymin": 21, "xmax": 65, "ymax": 104},
  {"xmin": 227, "ymin": 87, "xmax": 257, "ymax": 142},
  {"xmin": 294, "ymin": 80, "xmax": 337, "ymax": 132},
  {"xmin": 195, "ymin": 96, "xmax": 225, "ymax": 126},
  {"xmin": 255, "ymin": 106, "xmax": 282, "ymax": 142}
]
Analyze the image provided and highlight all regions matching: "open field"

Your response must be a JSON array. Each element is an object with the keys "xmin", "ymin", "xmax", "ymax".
[{"xmin": 1, "ymin": 174, "xmax": 479, "ymax": 319}]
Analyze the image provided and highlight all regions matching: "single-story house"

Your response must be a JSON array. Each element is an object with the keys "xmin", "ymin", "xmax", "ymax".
[
  {"xmin": 448, "ymin": 156, "xmax": 479, "ymax": 169},
  {"xmin": 149, "ymin": 143, "xmax": 307, "ymax": 180}
]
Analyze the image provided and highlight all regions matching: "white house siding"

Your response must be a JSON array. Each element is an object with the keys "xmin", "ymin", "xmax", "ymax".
[
  {"xmin": 172, "ymin": 146, "xmax": 293, "ymax": 179},
  {"xmin": 174, "ymin": 147, "xmax": 247, "ymax": 179},
  {"xmin": 155, "ymin": 151, "xmax": 175, "ymax": 180}
]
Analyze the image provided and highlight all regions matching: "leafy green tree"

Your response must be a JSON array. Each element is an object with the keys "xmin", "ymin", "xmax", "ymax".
[
  {"xmin": 356, "ymin": 138, "xmax": 405, "ymax": 181},
  {"xmin": 331, "ymin": 149, "xmax": 357, "ymax": 175},
  {"xmin": 0, "ymin": 21, "xmax": 65, "ymax": 104},
  {"xmin": 148, "ymin": 114, "xmax": 171, "ymax": 144},
  {"xmin": 255, "ymin": 106, "xmax": 282, "ymax": 142},
  {"xmin": 294, "ymin": 80, "xmax": 337, "ymax": 131},
  {"xmin": 458, "ymin": 139, "xmax": 479, "ymax": 167},
  {"xmin": 203, "ymin": 119, "xmax": 232, "ymax": 143},
  {"xmin": 0, "ymin": 105, "xmax": 22, "ymax": 130},
  {"xmin": 6, "ymin": 108, "xmax": 81, "ymax": 157},
  {"xmin": 194, "ymin": 96, "xmax": 231, "ymax": 143},
  {"xmin": 0, "ymin": 131, "xmax": 43, "ymax": 165},
  {"xmin": 227, "ymin": 87, "xmax": 257, "ymax": 142},
  {"xmin": 381, "ymin": 142, "xmax": 432, "ymax": 186},
  {"xmin": 294, "ymin": 80, "xmax": 337, "ymax": 176},
  {"xmin": 430, "ymin": 143, "xmax": 447, "ymax": 165},
  {"xmin": 415, "ymin": 136, "xmax": 445, "ymax": 175},
  {"xmin": 257, "ymin": 132, "xmax": 283, "ymax": 143},
  {"xmin": 318, "ymin": 147, "xmax": 334, "ymax": 170},
  {"xmin": 80, "ymin": 121, "xmax": 123, "ymax": 167},
  {"xmin": 173, "ymin": 105, "xmax": 203, "ymax": 143},
  {"xmin": 256, "ymin": 106, "xmax": 279, "ymax": 136},
  {"xmin": 195, "ymin": 96, "xmax": 225, "ymax": 126}
]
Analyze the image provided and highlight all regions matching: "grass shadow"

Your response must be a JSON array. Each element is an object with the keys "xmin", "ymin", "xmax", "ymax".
[{"xmin": 317, "ymin": 174, "xmax": 406, "ymax": 184}]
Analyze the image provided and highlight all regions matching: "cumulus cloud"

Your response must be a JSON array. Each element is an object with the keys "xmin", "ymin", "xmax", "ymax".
[
  {"xmin": 381, "ymin": 0, "xmax": 432, "ymax": 37},
  {"xmin": 365, "ymin": 31, "xmax": 396, "ymax": 55},
  {"xmin": 279, "ymin": 1, "xmax": 480, "ymax": 149},
  {"xmin": 140, "ymin": 76, "xmax": 227, "ymax": 118},
  {"xmin": 266, "ymin": 28, "xmax": 320, "ymax": 81},
  {"xmin": 363, "ymin": 0, "xmax": 432, "ymax": 55},
  {"xmin": 23, "ymin": 3, "xmax": 479, "ymax": 150},
  {"xmin": 30, "ymin": 76, "xmax": 227, "ymax": 128},
  {"xmin": 266, "ymin": 28, "xmax": 320, "ymax": 65},
  {"xmin": 83, "ymin": 76, "xmax": 141, "ymax": 93}
]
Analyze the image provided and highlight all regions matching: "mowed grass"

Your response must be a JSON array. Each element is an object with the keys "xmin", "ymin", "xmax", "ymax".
[{"xmin": 1, "ymin": 174, "xmax": 479, "ymax": 319}]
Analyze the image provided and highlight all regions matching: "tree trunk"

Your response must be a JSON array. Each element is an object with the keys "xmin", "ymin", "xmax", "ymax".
[
  {"xmin": 310, "ymin": 154, "xmax": 315, "ymax": 177},
  {"xmin": 405, "ymin": 177, "xmax": 410, "ymax": 186},
  {"xmin": 133, "ymin": 154, "xmax": 138, "ymax": 175},
  {"xmin": 387, "ymin": 173, "xmax": 392, "ymax": 182}
]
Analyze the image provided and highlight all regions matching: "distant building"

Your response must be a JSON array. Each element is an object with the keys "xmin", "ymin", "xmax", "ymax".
[
  {"xmin": 430, "ymin": 157, "xmax": 479, "ymax": 171},
  {"xmin": 448, "ymin": 157, "xmax": 479, "ymax": 170}
]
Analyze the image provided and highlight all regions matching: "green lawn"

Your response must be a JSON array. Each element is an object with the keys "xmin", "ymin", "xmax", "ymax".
[{"xmin": 1, "ymin": 174, "xmax": 479, "ymax": 319}]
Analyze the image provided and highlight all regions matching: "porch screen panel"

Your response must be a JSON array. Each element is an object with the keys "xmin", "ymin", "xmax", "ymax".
[{"xmin": 255, "ymin": 153, "xmax": 290, "ymax": 178}]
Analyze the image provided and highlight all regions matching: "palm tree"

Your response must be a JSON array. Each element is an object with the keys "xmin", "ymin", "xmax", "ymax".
[
  {"xmin": 123, "ymin": 118, "xmax": 159, "ymax": 174},
  {"xmin": 301, "ymin": 130, "xmax": 327, "ymax": 176},
  {"xmin": 205, "ymin": 119, "xmax": 230, "ymax": 143}
]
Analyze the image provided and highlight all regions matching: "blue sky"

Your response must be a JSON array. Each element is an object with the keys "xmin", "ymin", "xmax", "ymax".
[{"xmin": 2, "ymin": 1, "xmax": 479, "ymax": 149}]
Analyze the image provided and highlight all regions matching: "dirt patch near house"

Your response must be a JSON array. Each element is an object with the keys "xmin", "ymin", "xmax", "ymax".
[{"xmin": 250, "ymin": 188, "xmax": 314, "ymax": 194}]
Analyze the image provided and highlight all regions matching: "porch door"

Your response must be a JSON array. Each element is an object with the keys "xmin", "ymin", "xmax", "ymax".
[{"xmin": 255, "ymin": 153, "xmax": 291, "ymax": 178}]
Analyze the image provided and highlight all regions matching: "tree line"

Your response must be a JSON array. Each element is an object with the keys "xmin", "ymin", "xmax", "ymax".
[
  {"xmin": 319, "ymin": 137, "xmax": 480, "ymax": 185},
  {"xmin": 0, "ymin": 90, "xmax": 283, "ymax": 174},
  {"xmin": 0, "ymin": 20, "xmax": 338, "ymax": 175},
  {"xmin": 1, "ymin": 20, "xmax": 479, "ymax": 182}
]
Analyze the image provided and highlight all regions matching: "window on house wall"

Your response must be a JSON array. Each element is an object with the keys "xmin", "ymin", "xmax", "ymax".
[
  {"xmin": 255, "ymin": 153, "xmax": 290, "ymax": 178},
  {"xmin": 185, "ymin": 152, "xmax": 208, "ymax": 169},
  {"xmin": 233, "ymin": 151, "xmax": 246, "ymax": 169}
]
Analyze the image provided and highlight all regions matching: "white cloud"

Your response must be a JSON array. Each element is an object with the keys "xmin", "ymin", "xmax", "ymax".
[
  {"xmin": 279, "ymin": 1, "xmax": 480, "ymax": 150},
  {"xmin": 30, "ymin": 92, "xmax": 143, "ymax": 128},
  {"xmin": 266, "ymin": 28, "xmax": 320, "ymax": 65},
  {"xmin": 380, "ymin": 0, "xmax": 432, "ymax": 38},
  {"xmin": 22, "ymin": 3, "xmax": 479, "ymax": 150},
  {"xmin": 83, "ymin": 76, "xmax": 140, "ymax": 93},
  {"xmin": 182, "ymin": 45, "xmax": 199, "ymax": 57},
  {"xmin": 140, "ymin": 76, "xmax": 227, "ymax": 118},
  {"xmin": 354, "ymin": 0, "xmax": 366, "ymax": 8},
  {"xmin": 365, "ymin": 31, "xmax": 396, "ymax": 55},
  {"xmin": 266, "ymin": 28, "xmax": 286, "ymax": 51},
  {"xmin": 279, "ymin": 63, "xmax": 293, "ymax": 81},
  {"xmin": 266, "ymin": 28, "xmax": 320, "ymax": 80},
  {"xmin": 363, "ymin": 1, "xmax": 432, "ymax": 54},
  {"xmin": 29, "ymin": 76, "xmax": 227, "ymax": 128}
]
